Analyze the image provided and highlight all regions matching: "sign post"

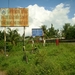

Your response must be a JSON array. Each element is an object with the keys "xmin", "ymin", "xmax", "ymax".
[
  {"xmin": 32, "ymin": 28, "xmax": 43, "ymax": 36},
  {"xmin": 4, "ymin": 27, "xmax": 6, "ymax": 55},
  {"xmin": 0, "ymin": 8, "xmax": 28, "ymax": 27},
  {"xmin": 32, "ymin": 28, "xmax": 44, "ymax": 46},
  {"xmin": 23, "ymin": 27, "xmax": 28, "ymax": 63},
  {"xmin": 0, "ymin": 8, "xmax": 28, "ymax": 56},
  {"xmin": 23, "ymin": 27, "xmax": 25, "ymax": 51}
]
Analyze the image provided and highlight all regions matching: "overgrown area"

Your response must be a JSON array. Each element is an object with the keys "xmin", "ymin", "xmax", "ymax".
[
  {"xmin": 0, "ymin": 23, "xmax": 75, "ymax": 75},
  {"xmin": 0, "ymin": 42, "xmax": 75, "ymax": 75}
]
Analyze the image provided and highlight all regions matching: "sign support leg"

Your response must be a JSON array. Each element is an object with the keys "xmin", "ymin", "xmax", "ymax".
[
  {"xmin": 23, "ymin": 27, "xmax": 28, "ymax": 63},
  {"xmin": 4, "ymin": 27, "xmax": 6, "ymax": 56}
]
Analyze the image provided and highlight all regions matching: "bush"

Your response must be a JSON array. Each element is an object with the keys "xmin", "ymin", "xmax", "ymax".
[
  {"xmin": 7, "ymin": 66, "xmax": 27, "ymax": 75},
  {"xmin": 0, "ymin": 40, "xmax": 4, "ymax": 51},
  {"xmin": 6, "ymin": 42, "xmax": 13, "ymax": 52},
  {"xmin": 0, "ymin": 43, "xmax": 75, "ymax": 75}
]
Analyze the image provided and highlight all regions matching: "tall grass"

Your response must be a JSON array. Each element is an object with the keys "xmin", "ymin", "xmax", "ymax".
[{"xmin": 0, "ymin": 42, "xmax": 75, "ymax": 75}]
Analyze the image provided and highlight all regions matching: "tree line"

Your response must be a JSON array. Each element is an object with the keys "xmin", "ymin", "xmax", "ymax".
[
  {"xmin": 0, "ymin": 28, "xmax": 21, "ymax": 50},
  {"xmin": 41, "ymin": 23, "xmax": 75, "ymax": 40},
  {"xmin": 0, "ymin": 23, "xmax": 75, "ymax": 44},
  {"xmin": 0, "ymin": 23, "xmax": 75, "ymax": 52}
]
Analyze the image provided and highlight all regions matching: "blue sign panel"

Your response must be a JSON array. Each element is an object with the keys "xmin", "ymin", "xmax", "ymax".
[{"xmin": 32, "ymin": 28, "xmax": 43, "ymax": 36}]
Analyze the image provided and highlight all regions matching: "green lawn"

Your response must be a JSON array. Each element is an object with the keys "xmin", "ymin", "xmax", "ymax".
[{"xmin": 0, "ymin": 43, "xmax": 75, "ymax": 75}]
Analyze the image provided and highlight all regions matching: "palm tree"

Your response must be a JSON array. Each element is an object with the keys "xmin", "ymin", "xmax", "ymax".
[
  {"xmin": 41, "ymin": 25, "xmax": 48, "ymax": 38},
  {"xmin": 7, "ymin": 28, "xmax": 20, "ymax": 46},
  {"xmin": 0, "ymin": 31, "xmax": 4, "ymax": 40},
  {"xmin": 62, "ymin": 23, "xmax": 71, "ymax": 39}
]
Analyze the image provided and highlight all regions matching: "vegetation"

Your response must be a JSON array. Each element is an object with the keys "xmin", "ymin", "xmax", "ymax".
[
  {"xmin": 6, "ymin": 28, "xmax": 21, "ymax": 46},
  {"xmin": 41, "ymin": 24, "xmax": 59, "ymax": 38},
  {"xmin": 0, "ymin": 23, "xmax": 75, "ymax": 75},
  {"xmin": 0, "ymin": 23, "xmax": 75, "ymax": 41},
  {"xmin": 0, "ymin": 42, "xmax": 75, "ymax": 75},
  {"xmin": 41, "ymin": 23, "xmax": 75, "ymax": 39},
  {"xmin": 62, "ymin": 23, "xmax": 75, "ymax": 39}
]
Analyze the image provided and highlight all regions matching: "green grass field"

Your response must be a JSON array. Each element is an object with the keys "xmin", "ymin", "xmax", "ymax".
[{"xmin": 0, "ymin": 43, "xmax": 75, "ymax": 75}]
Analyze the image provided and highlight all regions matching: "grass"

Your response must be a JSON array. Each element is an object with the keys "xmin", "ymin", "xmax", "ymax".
[{"xmin": 0, "ymin": 42, "xmax": 75, "ymax": 75}]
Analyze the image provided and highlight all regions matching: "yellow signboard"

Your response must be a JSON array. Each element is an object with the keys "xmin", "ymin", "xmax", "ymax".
[{"xmin": 0, "ymin": 8, "xmax": 28, "ymax": 26}]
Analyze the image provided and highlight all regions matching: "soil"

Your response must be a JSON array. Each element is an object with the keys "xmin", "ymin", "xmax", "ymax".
[{"xmin": 0, "ymin": 71, "xmax": 6, "ymax": 75}]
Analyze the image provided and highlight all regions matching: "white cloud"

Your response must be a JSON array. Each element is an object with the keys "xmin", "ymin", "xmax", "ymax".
[
  {"xmin": 25, "ymin": 3, "xmax": 71, "ymax": 36},
  {"xmin": 50, "ymin": 3, "xmax": 71, "ymax": 28},
  {"xmin": 72, "ymin": 14, "xmax": 75, "ymax": 23},
  {"xmin": 0, "ymin": 3, "xmax": 75, "ymax": 36}
]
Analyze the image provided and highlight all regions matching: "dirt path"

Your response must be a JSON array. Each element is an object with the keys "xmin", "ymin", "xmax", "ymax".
[{"xmin": 0, "ymin": 71, "xmax": 6, "ymax": 75}]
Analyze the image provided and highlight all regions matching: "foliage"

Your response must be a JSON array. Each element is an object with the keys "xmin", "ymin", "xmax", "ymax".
[
  {"xmin": 41, "ymin": 23, "xmax": 75, "ymax": 39},
  {"xmin": 0, "ymin": 23, "xmax": 75, "ymax": 75},
  {"xmin": 0, "ymin": 40, "xmax": 13, "ymax": 53},
  {"xmin": 62, "ymin": 23, "xmax": 75, "ymax": 39},
  {"xmin": 41, "ymin": 25, "xmax": 48, "ymax": 38},
  {"xmin": 0, "ymin": 43, "xmax": 75, "ymax": 75},
  {"xmin": 0, "ymin": 40, "xmax": 4, "ymax": 50},
  {"xmin": 6, "ymin": 42, "xmax": 13, "ymax": 52},
  {"xmin": 48, "ymin": 24, "xmax": 59, "ymax": 38},
  {"xmin": 0, "ymin": 28, "xmax": 21, "ymax": 52},
  {"xmin": 0, "ymin": 31, "xmax": 4, "ymax": 40},
  {"xmin": 41, "ymin": 24, "xmax": 59, "ymax": 38},
  {"xmin": 7, "ymin": 28, "xmax": 21, "ymax": 46}
]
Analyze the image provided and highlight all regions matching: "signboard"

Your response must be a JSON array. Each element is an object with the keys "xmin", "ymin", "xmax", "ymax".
[
  {"xmin": 32, "ymin": 28, "xmax": 43, "ymax": 36},
  {"xmin": 0, "ymin": 8, "xmax": 28, "ymax": 26}
]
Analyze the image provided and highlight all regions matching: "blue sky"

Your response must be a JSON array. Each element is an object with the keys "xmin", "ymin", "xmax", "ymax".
[
  {"xmin": 0, "ymin": 0, "xmax": 75, "ymax": 36},
  {"xmin": 0, "ymin": 0, "xmax": 75, "ymax": 18}
]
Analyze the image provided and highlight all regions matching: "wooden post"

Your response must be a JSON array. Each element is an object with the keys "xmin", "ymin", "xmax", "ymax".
[
  {"xmin": 4, "ymin": 27, "xmax": 6, "ymax": 55},
  {"xmin": 32, "ymin": 38, "xmax": 34, "ymax": 47},
  {"xmin": 23, "ymin": 27, "xmax": 25, "ymax": 51},
  {"xmin": 43, "ymin": 37, "xmax": 45, "ymax": 46},
  {"xmin": 23, "ymin": 27, "xmax": 28, "ymax": 63}
]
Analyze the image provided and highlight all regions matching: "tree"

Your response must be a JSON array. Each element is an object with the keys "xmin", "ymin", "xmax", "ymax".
[
  {"xmin": 62, "ymin": 23, "xmax": 70, "ymax": 38},
  {"xmin": 41, "ymin": 24, "xmax": 59, "ymax": 38},
  {"xmin": 62, "ymin": 23, "xmax": 75, "ymax": 39},
  {"xmin": 47, "ymin": 24, "xmax": 59, "ymax": 38},
  {"xmin": 55, "ymin": 29, "xmax": 59, "ymax": 38},
  {"xmin": 48, "ymin": 24, "xmax": 55, "ymax": 38},
  {"xmin": 0, "ymin": 31, "xmax": 4, "ymax": 40},
  {"xmin": 41, "ymin": 25, "xmax": 48, "ymax": 38},
  {"xmin": 7, "ymin": 28, "xmax": 20, "ymax": 45},
  {"xmin": 0, "ymin": 31, "xmax": 4, "ymax": 50}
]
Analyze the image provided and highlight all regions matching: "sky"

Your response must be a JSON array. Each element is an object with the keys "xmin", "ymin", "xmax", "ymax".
[{"xmin": 0, "ymin": 0, "xmax": 75, "ymax": 36}]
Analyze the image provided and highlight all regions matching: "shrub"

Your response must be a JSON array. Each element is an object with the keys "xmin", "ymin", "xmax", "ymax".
[
  {"xmin": 6, "ymin": 42, "xmax": 13, "ymax": 52},
  {"xmin": 0, "ymin": 40, "xmax": 4, "ymax": 51},
  {"xmin": 7, "ymin": 66, "xmax": 27, "ymax": 75}
]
